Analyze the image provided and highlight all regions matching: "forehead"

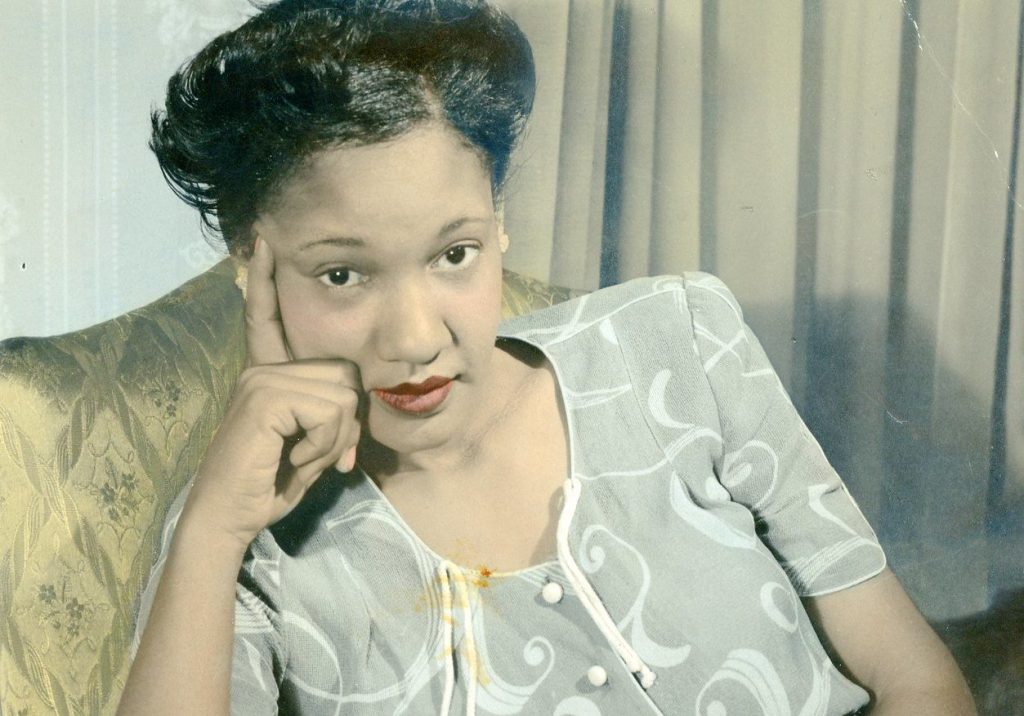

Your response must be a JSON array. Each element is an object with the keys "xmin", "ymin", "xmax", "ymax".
[{"xmin": 263, "ymin": 124, "xmax": 495, "ymax": 237}]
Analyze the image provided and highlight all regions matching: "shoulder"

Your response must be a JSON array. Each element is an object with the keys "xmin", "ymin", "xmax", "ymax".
[{"xmin": 498, "ymin": 271, "xmax": 742, "ymax": 347}]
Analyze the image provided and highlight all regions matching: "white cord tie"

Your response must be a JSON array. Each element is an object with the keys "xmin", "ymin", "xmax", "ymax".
[
  {"xmin": 556, "ymin": 477, "xmax": 657, "ymax": 690},
  {"xmin": 438, "ymin": 562, "xmax": 478, "ymax": 716}
]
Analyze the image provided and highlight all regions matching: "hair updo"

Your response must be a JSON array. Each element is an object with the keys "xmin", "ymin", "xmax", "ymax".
[{"xmin": 150, "ymin": 0, "xmax": 536, "ymax": 254}]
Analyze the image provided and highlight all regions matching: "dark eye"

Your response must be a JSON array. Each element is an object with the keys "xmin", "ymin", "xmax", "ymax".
[
  {"xmin": 318, "ymin": 267, "xmax": 365, "ymax": 288},
  {"xmin": 326, "ymin": 269, "xmax": 350, "ymax": 285},
  {"xmin": 435, "ymin": 244, "xmax": 480, "ymax": 271}
]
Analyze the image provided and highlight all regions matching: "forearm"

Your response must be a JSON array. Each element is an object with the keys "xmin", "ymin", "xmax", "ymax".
[
  {"xmin": 118, "ymin": 510, "xmax": 247, "ymax": 716},
  {"xmin": 870, "ymin": 686, "xmax": 975, "ymax": 715},
  {"xmin": 866, "ymin": 654, "xmax": 975, "ymax": 715},
  {"xmin": 805, "ymin": 569, "xmax": 976, "ymax": 716}
]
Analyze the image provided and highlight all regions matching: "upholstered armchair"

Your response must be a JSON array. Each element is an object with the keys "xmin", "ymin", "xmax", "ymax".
[{"xmin": 0, "ymin": 259, "xmax": 580, "ymax": 715}]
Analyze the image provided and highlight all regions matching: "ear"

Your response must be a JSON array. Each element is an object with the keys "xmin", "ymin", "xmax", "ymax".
[
  {"xmin": 231, "ymin": 230, "xmax": 260, "ymax": 298},
  {"xmin": 232, "ymin": 257, "xmax": 249, "ymax": 299},
  {"xmin": 494, "ymin": 202, "xmax": 510, "ymax": 254}
]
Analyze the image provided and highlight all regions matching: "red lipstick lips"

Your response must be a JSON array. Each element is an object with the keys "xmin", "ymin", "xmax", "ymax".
[{"xmin": 373, "ymin": 376, "xmax": 454, "ymax": 415}]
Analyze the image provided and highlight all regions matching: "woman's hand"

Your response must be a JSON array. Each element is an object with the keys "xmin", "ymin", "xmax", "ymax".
[
  {"xmin": 120, "ymin": 240, "xmax": 352, "ymax": 716},
  {"xmin": 183, "ymin": 238, "xmax": 362, "ymax": 550}
]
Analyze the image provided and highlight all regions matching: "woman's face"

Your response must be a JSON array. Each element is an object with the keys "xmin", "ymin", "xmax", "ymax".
[{"xmin": 252, "ymin": 123, "xmax": 505, "ymax": 456}]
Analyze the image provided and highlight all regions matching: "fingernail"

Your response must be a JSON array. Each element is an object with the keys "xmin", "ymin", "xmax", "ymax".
[
  {"xmin": 253, "ymin": 237, "xmax": 262, "ymax": 256},
  {"xmin": 344, "ymin": 446, "xmax": 357, "ymax": 472}
]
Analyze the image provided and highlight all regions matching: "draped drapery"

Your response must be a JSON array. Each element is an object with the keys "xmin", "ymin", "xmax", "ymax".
[
  {"xmin": 496, "ymin": 0, "xmax": 1024, "ymax": 621},
  {"xmin": 1, "ymin": 0, "xmax": 1021, "ymax": 620}
]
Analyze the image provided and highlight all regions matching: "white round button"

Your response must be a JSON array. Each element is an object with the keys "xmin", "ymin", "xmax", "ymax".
[
  {"xmin": 541, "ymin": 581, "xmax": 564, "ymax": 604},
  {"xmin": 639, "ymin": 670, "xmax": 656, "ymax": 689},
  {"xmin": 587, "ymin": 665, "xmax": 608, "ymax": 687}
]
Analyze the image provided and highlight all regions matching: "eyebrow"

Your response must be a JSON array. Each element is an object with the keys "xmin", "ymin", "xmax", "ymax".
[
  {"xmin": 298, "ymin": 236, "xmax": 365, "ymax": 252},
  {"xmin": 297, "ymin": 216, "xmax": 491, "ymax": 252},
  {"xmin": 439, "ymin": 216, "xmax": 490, "ymax": 235}
]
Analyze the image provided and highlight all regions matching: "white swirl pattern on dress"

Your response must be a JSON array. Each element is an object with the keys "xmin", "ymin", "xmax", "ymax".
[
  {"xmin": 472, "ymin": 611, "xmax": 556, "ymax": 716},
  {"xmin": 241, "ymin": 639, "xmax": 269, "ymax": 692},
  {"xmin": 807, "ymin": 484, "xmax": 859, "ymax": 537},
  {"xmin": 722, "ymin": 441, "xmax": 780, "ymax": 510},
  {"xmin": 696, "ymin": 649, "xmax": 791, "ymax": 716},
  {"xmin": 669, "ymin": 473, "xmax": 757, "ymax": 550},
  {"xmin": 554, "ymin": 695, "xmax": 603, "ymax": 715},
  {"xmin": 759, "ymin": 583, "xmax": 800, "ymax": 633},
  {"xmin": 579, "ymin": 525, "xmax": 691, "ymax": 668},
  {"xmin": 560, "ymin": 383, "xmax": 633, "ymax": 411},
  {"xmin": 599, "ymin": 318, "xmax": 618, "ymax": 345},
  {"xmin": 323, "ymin": 498, "xmax": 452, "ymax": 708},
  {"xmin": 281, "ymin": 611, "xmax": 346, "ymax": 711}
]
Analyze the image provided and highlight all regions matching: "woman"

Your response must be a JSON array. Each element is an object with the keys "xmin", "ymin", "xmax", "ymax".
[{"xmin": 119, "ymin": 1, "xmax": 974, "ymax": 713}]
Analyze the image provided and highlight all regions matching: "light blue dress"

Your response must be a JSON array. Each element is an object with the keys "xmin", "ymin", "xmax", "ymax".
[{"xmin": 135, "ymin": 272, "xmax": 886, "ymax": 715}]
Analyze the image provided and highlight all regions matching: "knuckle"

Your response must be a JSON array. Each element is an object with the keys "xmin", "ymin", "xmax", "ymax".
[
  {"xmin": 339, "ymin": 389, "xmax": 359, "ymax": 410},
  {"xmin": 334, "ymin": 405, "xmax": 356, "ymax": 428},
  {"xmin": 235, "ymin": 369, "xmax": 256, "ymax": 392},
  {"xmin": 238, "ymin": 366, "xmax": 269, "ymax": 390},
  {"xmin": 341, "ymin": 364, "xmax": 361, "ymax": 385}
]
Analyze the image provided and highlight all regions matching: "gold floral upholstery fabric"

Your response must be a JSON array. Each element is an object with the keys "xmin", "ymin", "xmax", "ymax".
[{"xmin": 0, "ymin": 259, "xmax": 581, "ymax": 715}]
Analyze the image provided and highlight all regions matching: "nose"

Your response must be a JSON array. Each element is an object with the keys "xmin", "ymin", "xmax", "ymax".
[{"xmin": 374, "ymin": 278, "xmax": 453, "ymax": 365}]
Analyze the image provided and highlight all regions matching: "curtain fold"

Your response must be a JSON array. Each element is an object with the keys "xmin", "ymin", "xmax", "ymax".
[
  {"xmin": 551, "ymin": 0, "xmax": 614, "ymax": 289},
  {"xmin": 499, "ymin": 0, "xmax": 1024, "ymax": 620}
]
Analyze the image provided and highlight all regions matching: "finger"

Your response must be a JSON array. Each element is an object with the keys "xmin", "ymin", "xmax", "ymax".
[
  {"xmin": 277, "ymin": 432, "xmax": 350, "ymax": 510},
  {"xmin": 290, "ymin": 401, "xmax": 359, "ymax": 468},
  {"xmin": 336, "ymin": 445, "xmax": 357, "ymax": 473},
  {"xmin": 274, "ymin": 462, "xmax": 321, "ymax": 517},
  {"xmin": 245, "ymin": 359, "xmax": 363, "ymax": 392},
  {"xmin": 289, "ymin": 420, "xmax": 342, "ymax": 467},
  {"xmin": 336, "ymin": 422, "xmax": 360, "ymax": 472},
  {"xmin": 239, "ymin": 369, "xmax": 360, "ymax": 410},
  {"xmin": 271, "ymin": 414, "xmax": 359, "ymax": 522},
  {"xmin": 242, "ymin": 386, "xmax": 352, "ymax": 453},
  {"xmin": 234, "ymin": 365, "xmax": 361, "ymax": 468},
  {"xmin": 245, "ymin": 237, "xmax": 292, "ymax": 366}
]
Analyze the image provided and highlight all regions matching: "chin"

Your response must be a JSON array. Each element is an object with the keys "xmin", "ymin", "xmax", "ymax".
[{"xmin": 363, "ymin": 402, "xmax": 458, "ymax": 454}]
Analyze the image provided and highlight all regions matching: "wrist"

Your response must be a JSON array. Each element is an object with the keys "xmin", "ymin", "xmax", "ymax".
[{"xmin": 173, "ymin": 501, "xmax": 254, "ymax": 564}]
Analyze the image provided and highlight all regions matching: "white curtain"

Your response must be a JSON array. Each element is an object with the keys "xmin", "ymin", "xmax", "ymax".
[
  {"xmin": 1, "ymin": 0, "xmax": 1021, "ymax": 620},
  {"xmin": 495, "ymin": 0, "xmax": 1024, "ymax": 621}
]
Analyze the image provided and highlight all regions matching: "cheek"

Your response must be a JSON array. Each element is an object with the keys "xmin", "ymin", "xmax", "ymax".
[
  {"xmin": 276, "ymin": 286, "xmax": 366, "ymax": 361},
  {"xmin": 472, "ymin": 255, "xmax": 505, "ymax": 325},
  {"xmin": 469, "ymin": 290, "xmax": 502, "ymax": 341},
  {"xmin": 459, "ymin": 271, "xmax": 504, "ymax": 360}
]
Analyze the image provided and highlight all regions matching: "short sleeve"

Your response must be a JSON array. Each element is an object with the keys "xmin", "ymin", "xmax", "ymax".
[
  {"xmin": 130, "ymin": 485, "xmax": 285, "ymax": 715},
  {"xmin": 683, "ymin": 272, "xmax": 887, "ymax": 596}
]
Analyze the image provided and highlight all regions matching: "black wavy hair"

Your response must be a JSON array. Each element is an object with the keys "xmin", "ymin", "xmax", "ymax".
[{"xmin": 150, "ymin": 0, "xmax": 535, "ymax": 254}]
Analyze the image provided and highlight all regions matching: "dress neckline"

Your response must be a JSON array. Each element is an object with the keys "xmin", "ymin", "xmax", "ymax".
[{"xmin": 355, "ymin": 468, "xmax": 561, "ymax": 578}]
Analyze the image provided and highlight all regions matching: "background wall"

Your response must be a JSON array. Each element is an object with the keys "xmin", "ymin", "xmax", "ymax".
[
  {"xmin": 1, "ymin": 0, "xmax": 1021, "ymax": 621},
  {"xmin": 0, "ymin": 0, "xmax": 254, "ymax": 339}
]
